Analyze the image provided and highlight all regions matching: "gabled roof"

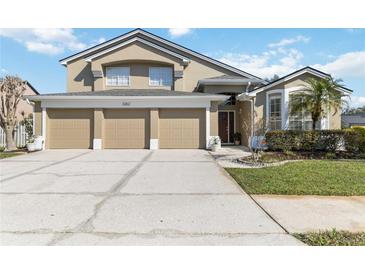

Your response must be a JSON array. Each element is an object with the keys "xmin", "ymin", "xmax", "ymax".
[
  {"xmin": 197, "ymin": 74, "xmax": 265, "ymax": 87},
  {"xmin": 26, "ymin": 82, "xmax": 39, "ymax": 95},
  {"xmin": 341, "ymin": 113, "xmax": 365, "ymax": 126},
  {"xmin": 247, "ymin": 66, "xmax": 352, "ymax": 96},
  {"xmin": 59, "ymin": 28, "xmax": 262, "ymax": 80},
  {"xmin": 0, "ymin": 78, "xmax": 39, "ymax": 95}
]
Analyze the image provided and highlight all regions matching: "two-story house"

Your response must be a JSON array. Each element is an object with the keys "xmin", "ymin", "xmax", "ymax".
[{"xmin": 28, "ymin": 29, "xmax": 352, "ymax": 150}]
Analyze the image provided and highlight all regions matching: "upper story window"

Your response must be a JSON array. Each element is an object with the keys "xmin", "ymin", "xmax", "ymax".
[
  {"xmin": 106, "ymin": 67, "xmax": 130, "ymax": 86},
  {"xmin": 268, "ymin": 95, "xmax": 282, "ymax": 130},
  {"xmin": 149, "ymin": 67, "xmax": 172, "ymax": 86}
]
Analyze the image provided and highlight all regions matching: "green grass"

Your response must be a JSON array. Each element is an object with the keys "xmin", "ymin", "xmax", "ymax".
[
  {"xmin": 0, "ymin": 152, "xmax": 25, "ymax": 159},
  {"xmin": 226, "ymin": 160, "xmax": 365, "ymax": 196},
  {"xmin": 293, "ymin": 230, "xmax": 365, "ymax": 246}
]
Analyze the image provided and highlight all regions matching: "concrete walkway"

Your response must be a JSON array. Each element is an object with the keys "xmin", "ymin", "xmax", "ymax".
[
  {"xmin": 254, "ymin": 195, "xmax": 365, "ymax": 233},
  {"xmin": 0, "ymin": 149, "xmax": 301, "ymax": 245},
  {"xmin": 210, "ymin": 146, "xmax": 251, "ymax": 168}
]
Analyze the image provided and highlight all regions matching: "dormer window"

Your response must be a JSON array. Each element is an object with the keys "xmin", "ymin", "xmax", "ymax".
[
  {"xmin": 106, "ymin": 67, "xmax": 130, "ymax": 86},
  {"xmin": 149, "ymin": 67, "xmax": 172, "ymax": 86}
]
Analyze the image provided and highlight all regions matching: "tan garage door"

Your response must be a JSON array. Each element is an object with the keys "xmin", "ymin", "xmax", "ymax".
[
  {"xmin": 104, "ymin": 109, "xmax": 149, "ymax": 149},
  {"xmin": 159, "ymin": 108, "xmax": 205, "ymax": 149},
  {"xmin": 47, "ymin": 109, "xmax": 93, "ymax": 149}
]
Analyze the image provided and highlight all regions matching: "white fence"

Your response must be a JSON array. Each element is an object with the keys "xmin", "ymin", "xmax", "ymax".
[{"xmin": 0, "ymin": 123, "xmax": 27, "ymax": 148}]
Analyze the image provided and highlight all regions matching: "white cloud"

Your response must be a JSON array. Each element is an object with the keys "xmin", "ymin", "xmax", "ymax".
[
  {"xmin": 219, "ymin": 47, "xmax": 304, "ymax": 79},
  {"xmin": 0, "ymin": 28, "xmax": 87, "ymax": 55},
  {"xmin": 168, "ymin": 28, "xmax": 192, "ymax": 38},
  {"xmin": 1, "ymin": 68, "xmax": 8, "ymax": 74},
  {"xmin": 97, "ymin": 37, "xmax": 106, "ymax": 44},
  {"xmin": 346, "ymin": 96, "xmax": 365, "ymax": 108},
  {"xmin": 312, "ymin": 51, "xmax": 365, "ymax": 78},
  {"xmin": 268, "ymin": 35, "xmax": 310, "ymax": 48}
]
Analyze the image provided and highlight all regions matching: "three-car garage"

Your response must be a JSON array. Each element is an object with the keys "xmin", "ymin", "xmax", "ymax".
[
  {"xmin": 45, "ymin": 107, "xmax": 205, "ymax": 149},
  {"xmin": 30, "ymin": 90, "xmax": 228, "ymax": 150}
]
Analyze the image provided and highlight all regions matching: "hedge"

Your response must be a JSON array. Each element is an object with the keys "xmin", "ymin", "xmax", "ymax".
[{"xmin": 265, "ymin": 129, "xmax": 364, "ymax": 152}]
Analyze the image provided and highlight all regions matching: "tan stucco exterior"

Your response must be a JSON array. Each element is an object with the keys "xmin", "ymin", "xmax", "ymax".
[
  {"xmin": 203, "ymin": 85, "xmax": 246, "ymax": 94},
  {"xmin": 93, "ymin": 109, "xmax": 104, "ymax": 139},
  {"xmin": 251, "ymin": 73, "xmax": 343, "ymax": 131},
  {"xmin": 65, "ymin": 35, "xmax": 245, "ymax": 93},
  {"xmin": 237, "ymin": 101, "xmax": 252, "ymax": 146},
  {"xmin": 150, "ymin": 108, "xmax": 159, "ymax": 139},
  {"xmin": 210, "ymin": 101, "xmax": 219, "ymax": 136},
  {"xmin": 34, "ymin": 102, "xmax": 42, "ymax": 136}
]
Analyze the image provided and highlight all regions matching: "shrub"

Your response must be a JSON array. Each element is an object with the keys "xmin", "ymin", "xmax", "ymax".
[
  {"xmin": 265, "ymin": 130, "xmax": 347, "ymax": 152},
  {"xmin": 343, "ymin": 128, "xmax": 365, "ymax": 153},
  {"xmin": 352, "ymin": 127, "xmax": 365, "ymax": 152},
  {"xmin": 325, "ymin": 152, "xmax": 336, "ymax": 159},
  {"xmin": 0, "ymin": 146, "xmax": 5, "ymax": 152}
]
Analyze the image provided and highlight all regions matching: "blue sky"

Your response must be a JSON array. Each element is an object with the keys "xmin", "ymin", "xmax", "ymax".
[{"xmin": 1, "ymin": 28, "xmax": 364, "ymax": 107}]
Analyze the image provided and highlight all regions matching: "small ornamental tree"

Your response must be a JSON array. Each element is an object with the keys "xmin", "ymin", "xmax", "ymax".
[
  {"xmin": 290, "ymin": 77, "xmax": 348, "ymax": 130},
  {"xmin": 0, "ymin": 76, "xmax": 27, "ymax": 151}
]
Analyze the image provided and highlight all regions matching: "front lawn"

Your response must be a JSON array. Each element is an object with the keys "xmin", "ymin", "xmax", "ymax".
[
  {"xmin": 0, "ymin": 151, "xmax": 26, "ymax": 159},
  {"xmin": 226, "ymin": 160, "xmax": 365, "ymax": 196},
  {"xmin": 293, "ymin": 230, "xmax": 365, "ymax": 246}
]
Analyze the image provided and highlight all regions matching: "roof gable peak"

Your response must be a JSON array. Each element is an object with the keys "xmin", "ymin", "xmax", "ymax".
[{"xmin": 59, "ymin": 29, "xmax": 262, "ymax": 80}]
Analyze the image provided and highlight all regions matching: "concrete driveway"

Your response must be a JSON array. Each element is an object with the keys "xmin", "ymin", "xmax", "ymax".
[{"xmin": 0, "ymin": 149, "xmax": 301, "ymax": 245}]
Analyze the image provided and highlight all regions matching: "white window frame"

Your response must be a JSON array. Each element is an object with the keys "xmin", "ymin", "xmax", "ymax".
[
  {"xmin": 265, "ymin": 86, "xmax": 329, "ymax": 131},
  {"xmin": 266, "ymin": 91, "xmax": 283, "ymax": 131},
  {"xmin": 149, "ymin": 67, "xmax": 173, "ymax": 87},
  {"xmin": 105, "ymin": 67, "xmax": 130, "ymax": 87},
  {"xmin": 288, "ymin": 95, "xmax": 314, "ymax": 130}
]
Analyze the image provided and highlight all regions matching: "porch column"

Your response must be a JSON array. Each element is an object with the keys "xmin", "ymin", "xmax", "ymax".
[
  {"xmin": 41, "ymin": 107, "xmax": 46, "ymax": 150},
  {"xmin": 206, "ymin": 107, "xmax": 210, "ymax": 149},
  {"xmin": 150, "ymin": 108, "xmax": 159, "ymax": 150},
  {"xmin": 93, "ymin": 109, "xmax": 103, "ymax": 149}
]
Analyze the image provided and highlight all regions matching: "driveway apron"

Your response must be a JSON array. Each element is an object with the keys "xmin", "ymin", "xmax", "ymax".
[{"xmin": 0, "ymin": 149, "xmax": 302, "ymax": 245}]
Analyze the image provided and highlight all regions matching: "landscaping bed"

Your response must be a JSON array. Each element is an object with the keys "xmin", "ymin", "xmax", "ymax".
[
  {"xmin": 240, "ymin": 150, "xmax": 365, "ymax": 165},
  {"xmin": 226, "ymin": 160, "xmax": 365, "ymax": 196},
  {"xmin": 0, "ymin": 149, "xmax": 27, "ymax": 159},
  {"xmin": 293, "ymin": 230, "xmax": 365, "ymax": 246}
]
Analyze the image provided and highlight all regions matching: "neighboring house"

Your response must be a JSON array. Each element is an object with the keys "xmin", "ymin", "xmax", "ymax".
[
  {"xmin": 27, "ymin": 29, "xmax": 352, "ymax": 150},
  {"xmin": 342, "ymin": 113, "xmax": 365, "ymax": 128},
  {"xmin": 17, "ymin": 82, "xmax": 39, "ymax": 120}
]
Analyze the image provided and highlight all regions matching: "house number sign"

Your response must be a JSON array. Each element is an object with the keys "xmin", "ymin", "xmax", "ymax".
[{"xmin": 122, "ymin": 102, "xmax": 131, "ymax": 106}]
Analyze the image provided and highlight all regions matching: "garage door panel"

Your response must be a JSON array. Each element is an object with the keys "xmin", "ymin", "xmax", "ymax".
[
  {"xmin": 104, "ymin": 109, "xmax": 149, "ymax": 149},
  {"xmin": 159, "ymin": 109, "xmax": 205, "ymax": 149},
  {"xmin": 47, "ymin": 109, "xmax": 93, "ymax": 149}
]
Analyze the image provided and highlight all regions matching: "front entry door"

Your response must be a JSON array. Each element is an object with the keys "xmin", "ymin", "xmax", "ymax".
[{"xmin": 218, "ymin": 111, "xmax": 235, "ymax": 144}]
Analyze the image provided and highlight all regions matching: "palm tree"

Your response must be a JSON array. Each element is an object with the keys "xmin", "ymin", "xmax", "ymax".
[{"xmin": 290, "ymin": 77, "xmax": 348, "ymax": 130}]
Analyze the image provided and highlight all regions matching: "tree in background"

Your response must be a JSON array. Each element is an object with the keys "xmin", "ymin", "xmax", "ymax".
[
  {"xmin": 342, "ymin": 105, "xmax": 365, "ymax": 115},
  {"xmin": 0, "ymin": 76, "xmax": 27, "ymax": 151},
  {"xmin": 290, "ymin": 77, "xmax": 348, "ymax": 130},
  {"xmin": 264, "ymin": 74, "xmax": 280, "ymax": 83}
]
